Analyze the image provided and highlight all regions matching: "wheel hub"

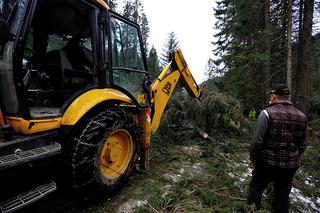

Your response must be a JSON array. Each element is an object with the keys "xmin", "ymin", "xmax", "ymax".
[
  {"xmin": 99, "ymin": 129, "xmax": 133, "ymax": 180},
  {"xmin": 108, "ymin": 143, "xmax": 122, "ymax": 163}
]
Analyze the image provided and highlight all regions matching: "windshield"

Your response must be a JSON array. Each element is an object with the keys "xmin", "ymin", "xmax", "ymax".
[{"xmin": 0, "ymin": 0, "xmax": 27, "ymax": 114}]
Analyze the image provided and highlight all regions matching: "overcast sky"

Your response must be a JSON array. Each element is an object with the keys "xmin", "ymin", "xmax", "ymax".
[{"xmin": 116, "ymin": 0, "xmax": 216, "ymax": 83}]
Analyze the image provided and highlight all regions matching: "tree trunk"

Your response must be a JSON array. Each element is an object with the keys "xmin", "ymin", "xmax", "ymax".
[
  {"xmin": 286, "ymin": 0, "xmax": 293, "ymax": 91},
  {"xmin": 281, "ymin": 0, "xmax": 288, "ymax": 83},
  {"xmin": 295, "ymin": 0, "xmax": 304, "ymax": 103},
  {"xmin": 296, "ymin": 0, "xmax": 314, "ymax": 113},
  {"xmin": 298, "ymin": 0, "xmax": 304, "ymax": 41},
  {"xmin": 263, "ymin": 0, "xmax": 271, "ymax": 96}
]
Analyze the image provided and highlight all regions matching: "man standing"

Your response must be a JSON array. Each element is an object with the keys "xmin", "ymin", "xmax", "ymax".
[{"xmin": 247, "ymin": 83, "xmax": 307, "ymax": 212}]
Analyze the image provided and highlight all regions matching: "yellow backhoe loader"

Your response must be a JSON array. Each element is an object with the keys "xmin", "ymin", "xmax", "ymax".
[{"xmin": 0, "ymin": 0, "xmax": 202, "ymax": 211}]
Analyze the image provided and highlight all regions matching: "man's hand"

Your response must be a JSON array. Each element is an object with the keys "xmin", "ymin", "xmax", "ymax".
[{"xmin": 248, "ymin": 160, "xmax": 254, "ymax": 169}]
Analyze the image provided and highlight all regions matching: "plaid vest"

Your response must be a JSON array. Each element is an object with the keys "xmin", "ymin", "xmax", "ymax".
[{"xmin": 262, "ymin": 101, "xmax": 307, "ymax": 168}]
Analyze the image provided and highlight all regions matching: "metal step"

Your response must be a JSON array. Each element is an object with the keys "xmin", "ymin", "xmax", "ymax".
[
  {"xmin": 0, "ymin": 181, "xmax": 56, "ymax": 213},
  {"xmin": 0, "ymin": 142, "xmax": 61, "ymax": 170}
]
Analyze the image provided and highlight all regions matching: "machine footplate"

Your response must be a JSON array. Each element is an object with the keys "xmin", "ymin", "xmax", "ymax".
[
  {"xmin": 0, "ymin": 142, "xmax": 61, "ymax": 170},
  {"xmin": 0, "ymin": 181, "xmax": 56, "ymax": 213}
]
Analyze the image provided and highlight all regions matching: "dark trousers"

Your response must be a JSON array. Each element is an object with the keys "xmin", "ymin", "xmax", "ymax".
[{"xmin": 247, "ymin": 159, "xmax": 298, "ymax": 213}]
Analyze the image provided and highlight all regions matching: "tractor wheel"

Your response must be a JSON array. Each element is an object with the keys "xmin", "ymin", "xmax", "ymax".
[{"xmin": 65, "ymin": 108, "xmax": 140, "ymax": 200}]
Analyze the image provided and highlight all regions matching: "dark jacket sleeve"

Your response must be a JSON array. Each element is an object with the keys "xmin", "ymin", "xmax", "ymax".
[
  {"xmin": 297, "ymin": 121, "xmax": 308, "ymax": 156},
  {"xmin": 250, "ymin": 110, "xmax": 269, "ymax": 161}
]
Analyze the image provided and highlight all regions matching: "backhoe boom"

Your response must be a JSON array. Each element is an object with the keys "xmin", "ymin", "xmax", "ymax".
[{"xmin": 150, "ymin": 49, "xmax": 203, "ymax": 133}]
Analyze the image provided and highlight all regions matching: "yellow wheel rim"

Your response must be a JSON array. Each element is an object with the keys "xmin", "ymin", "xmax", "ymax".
[{"xmin": 99, "ymin": 129, "xmax": 134, "ymax": 180}]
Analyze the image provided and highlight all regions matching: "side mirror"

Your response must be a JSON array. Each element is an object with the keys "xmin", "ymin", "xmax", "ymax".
[{"xmin": 0, "ymin": 15, "xmax": 9, "ymax": 45}]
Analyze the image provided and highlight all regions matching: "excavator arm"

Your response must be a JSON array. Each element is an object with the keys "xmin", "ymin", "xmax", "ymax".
[{"xmin": 150, "ymin": 49, "xmax": 203, "ymax": 133}]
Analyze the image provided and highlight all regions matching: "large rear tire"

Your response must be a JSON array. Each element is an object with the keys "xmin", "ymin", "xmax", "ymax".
[{"xmin": 64, "ymin": 108, "xmax": 140, "ymax": 200}]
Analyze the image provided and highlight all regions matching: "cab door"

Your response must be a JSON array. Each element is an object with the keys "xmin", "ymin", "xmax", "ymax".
[{"xmin": 104, "ymin": 11, "xmax": 150, "ymax": 107}]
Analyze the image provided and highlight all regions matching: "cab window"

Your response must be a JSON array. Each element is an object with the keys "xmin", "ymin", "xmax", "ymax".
[
  {"xmin": 109, "ymin": 16, "xmax": 147, "ymax": 102},
  {"xmin": 111, "ymin": 18, "xmax": 145, "ymax": 71}
]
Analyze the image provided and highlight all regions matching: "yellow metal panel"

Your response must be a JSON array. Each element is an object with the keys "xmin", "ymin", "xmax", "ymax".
[
  {"xmin": 6, "ymin": 116, "xmax": 62, "ymax": 134},
  {"xmin": 150, "ymin": 69, "xmax": 180, "ymax": 133},
  {"xmin": 4, "ymin": 89, "xmax": 132, "ymax": 134},
  {"xmin": 173, "ymin": 50, "xmax": 203, "ymax": 99},
  {"xmin": 62, "ymin": 88, "xmax": 133, "ymax": 125},
  {"xmin": 94, "ymin": 0, "xmax": 110, "ymax": 10}
]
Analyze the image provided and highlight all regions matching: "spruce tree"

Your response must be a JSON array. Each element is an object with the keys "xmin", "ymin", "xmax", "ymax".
[
  {"xmin": 295, "ymin": 0, "xmax": 315, "ymax": 113},
  {"xmin": 160, "ymin": 31, "xmax": 179, "ymax": 66},
  {"xmin": 122, "ymin": 0, "xmax": 150, "ymax": 52},
  {"xmin": 213, "ymin": 0, "xmax": 266, "ymax": 108},
  {"xmin": 107, "ymin": 0, "xmax": 118, "ymax": 10},
  {"xmin": 211, "ymin": 0, "xmax": 318, "ymax": 113},
  {"xmin": 269, "ymin": 0, "xmax": 289, "ymax": 84},
  {"xmin": 147, "ymin": 46, "xmax": 161, "ymax": 81},
  {"xmin": 286, "ymin": 0, "xmax": 293, "ymax": 90},
  {"xmin": 309, "ymin": 34, "xmax": 320, "ymax": 118},
  {"xmin": 160, "ymin": 31, "xmax": 183, "ymax": 92}
]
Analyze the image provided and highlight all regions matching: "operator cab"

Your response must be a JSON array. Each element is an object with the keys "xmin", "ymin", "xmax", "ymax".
[
  {"xmin": 22, "ymin": 0, "xmax": 95, "ymax": 117},
  {"xmin": 0, "ymin": 0, "xmax": 149, "ymax": 121}
]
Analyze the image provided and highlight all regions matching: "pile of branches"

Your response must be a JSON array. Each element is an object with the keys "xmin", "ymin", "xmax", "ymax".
[{"xmin": 155, "ymin": 91, "xmax": 251, "ymax": 144}]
